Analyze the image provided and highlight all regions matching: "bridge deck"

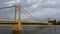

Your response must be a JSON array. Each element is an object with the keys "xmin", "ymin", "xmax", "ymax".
[
  {"xmin": 0, "ymin": 20, "xmax": 60, "ymax": 26},
  {"xmin": 0, "ymin": 23, "xmax": 60, "ymax": 26}
]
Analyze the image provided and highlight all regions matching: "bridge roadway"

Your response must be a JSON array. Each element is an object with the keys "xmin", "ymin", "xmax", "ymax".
[{"xmin": 0, "ymin": 20, "xmax": 60, "ymax": 26}]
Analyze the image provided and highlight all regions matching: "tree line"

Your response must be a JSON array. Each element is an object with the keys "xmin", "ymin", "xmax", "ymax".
[{"xmin": 48, "ymin": 20, "xmax": 60, "ymax": 25}]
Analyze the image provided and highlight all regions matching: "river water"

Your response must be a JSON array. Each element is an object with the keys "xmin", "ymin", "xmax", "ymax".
[{"xmin": 0, "ymin": 26, "xmax": 60, "ymax": 34}]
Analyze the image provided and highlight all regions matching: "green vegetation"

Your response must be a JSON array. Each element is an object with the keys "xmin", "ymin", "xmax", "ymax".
[{"xmin": 48, "ymin": 20, "xmax": 60, "ymax": 25}]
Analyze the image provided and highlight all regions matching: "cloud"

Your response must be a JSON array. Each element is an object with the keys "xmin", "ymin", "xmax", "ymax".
[
  {"xmin": 31, "ymin": 4, "xmax": 38, "ymax": 8},
  {"xmin": 0, "ymin": 0, "xmax": 60, "ymax": 22},
  {"xmin": 40, "ymin": 0, "xmax": 60, "ymax": 8}
]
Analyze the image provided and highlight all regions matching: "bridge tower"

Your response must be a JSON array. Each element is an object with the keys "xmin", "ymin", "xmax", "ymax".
[{"xmin": 12, "ymin": 5, "xmax": 22, "ymax": 34}]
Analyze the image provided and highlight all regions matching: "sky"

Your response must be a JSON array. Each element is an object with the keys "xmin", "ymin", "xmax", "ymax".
[{"xmin": 0, "ymin": 0, "xmax": 60, "ymax": 22}]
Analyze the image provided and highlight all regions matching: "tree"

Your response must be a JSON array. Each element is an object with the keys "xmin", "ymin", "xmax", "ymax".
[
  {"xmin": 58, "ymin": 21, "xmax": 60, "ymax": 25},
  {"xmin": 52, "ymin": 19, "xmax": 57, "ymax": 24}
]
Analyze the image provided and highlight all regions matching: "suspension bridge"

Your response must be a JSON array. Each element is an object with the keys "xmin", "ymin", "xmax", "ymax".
[{"xmin": 0, "ymin": 5, "xmax": 60, "ymax": 34}]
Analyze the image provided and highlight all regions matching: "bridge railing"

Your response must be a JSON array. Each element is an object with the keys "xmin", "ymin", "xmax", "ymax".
[{"xmin": 0, "ymin": 20, "xmax": 18, "ymax": 23}]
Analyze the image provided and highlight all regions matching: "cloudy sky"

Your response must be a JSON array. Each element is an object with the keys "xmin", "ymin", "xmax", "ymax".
[{"xmin": 0, "ymin": 0, "xmax": 60, "ymax": 22}]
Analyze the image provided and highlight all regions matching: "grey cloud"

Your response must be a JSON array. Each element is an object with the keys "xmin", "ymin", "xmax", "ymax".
[
  {"xmin": 39, "ymin": 0, "xmax": 60, "ymax": 8},
  {"xmin": 41, "ymin": 3, "xmax": 60, "ymax": 8},
  {"xmin": 0, "ymin": 0, "xmax": 60, "ymax": 22}
]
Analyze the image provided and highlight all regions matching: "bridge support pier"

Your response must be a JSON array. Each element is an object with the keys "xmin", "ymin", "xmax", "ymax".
[{"xmin": 12, "ymin": 23, "xmax": 22, "ymax": 34}]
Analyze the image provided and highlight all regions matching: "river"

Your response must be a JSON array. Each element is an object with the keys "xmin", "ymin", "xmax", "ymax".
[{"xmin": 0, "ymin": 26, "xmax": 60, "ymax": 34}]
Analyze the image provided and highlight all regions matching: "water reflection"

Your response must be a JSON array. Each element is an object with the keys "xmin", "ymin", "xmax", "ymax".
[{"xmin": 0, "ymin": 26, "xmax": 60, "ymax": 34}]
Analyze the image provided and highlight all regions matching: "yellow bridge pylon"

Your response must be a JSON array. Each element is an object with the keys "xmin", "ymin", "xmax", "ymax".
[
  {"xmin": 11, "ymin": 5, "xmax": 22, "ymax": 34},
  {"xmin": 12, "ymin": 5, "xmax": 22, "ymax": 30}
]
